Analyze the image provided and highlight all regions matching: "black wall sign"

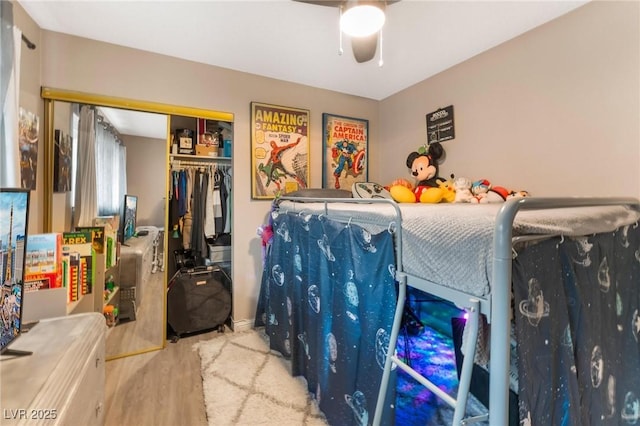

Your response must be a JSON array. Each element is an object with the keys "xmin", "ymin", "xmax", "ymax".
[{"xmin": 426, "ymin": 105, "xmax": 455, "ymax": 144}]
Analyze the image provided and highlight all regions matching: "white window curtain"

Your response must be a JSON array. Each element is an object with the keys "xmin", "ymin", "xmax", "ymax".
[
  {"xmin": 0, "ymin": 2, "xmax": 22, "ymax": 188},
  {"xmin": 74, "ymin": 105, "xmax": 127, "ymax": 227},
  {"xmin": 95, "ymin": 116, "xmax": 126, "ymax": 216},
  {"xmin": 70, "ymin": 105, "xmax": 80, "ymax": 207},
  {"xmin": 74, "ymin": 105, "xmax": 98, "ymax": 227}
]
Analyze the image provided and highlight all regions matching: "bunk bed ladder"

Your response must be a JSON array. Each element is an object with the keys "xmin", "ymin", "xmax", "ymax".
[{"xmin": 373, "ymin": 271, "xmax": 488, "ymax": 426}]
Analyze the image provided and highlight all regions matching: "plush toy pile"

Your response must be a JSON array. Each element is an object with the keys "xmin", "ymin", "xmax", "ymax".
[{"xmin": 360, "ymin": 142, "xmax": 529, "ymax": 204}]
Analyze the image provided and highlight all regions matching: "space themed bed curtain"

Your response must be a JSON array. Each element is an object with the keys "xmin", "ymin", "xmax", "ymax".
[
  {"xmin": 255, "ymin": 211, "xmax": 397, "ymax": 426},
  {"xmin": 512, "ymin": 223, "xmax": 640, "ymax": 425}
]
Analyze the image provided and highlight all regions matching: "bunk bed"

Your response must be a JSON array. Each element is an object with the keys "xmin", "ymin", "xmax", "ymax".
[{"xmin": 256, "ymin": 196, "xmax": 640, "ymax": 425}]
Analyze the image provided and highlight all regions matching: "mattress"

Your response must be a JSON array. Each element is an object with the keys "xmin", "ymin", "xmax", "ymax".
[{"xmin": 278, "ymin": 200, "xmax": 640, "ymax": 297}]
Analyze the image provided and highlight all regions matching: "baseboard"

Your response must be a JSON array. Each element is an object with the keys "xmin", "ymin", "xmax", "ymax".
[{"xmin": 231, "ymin": 318, "xmax": 254, "ymax": 332}]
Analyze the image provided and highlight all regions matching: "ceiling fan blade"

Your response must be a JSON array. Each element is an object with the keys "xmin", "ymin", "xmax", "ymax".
[
  {"xmin": 292, "ymin": 0, "xmax": 344, "ymax": 7},
  {"xmin": 351, "ymin": 33, "xmax": 378, "ymax": 63}
]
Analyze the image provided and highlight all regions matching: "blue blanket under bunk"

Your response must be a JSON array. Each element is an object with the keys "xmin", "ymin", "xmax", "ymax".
[{"xmin": 255, "ymin": 211, "xmax": 398, "ymax": 426}]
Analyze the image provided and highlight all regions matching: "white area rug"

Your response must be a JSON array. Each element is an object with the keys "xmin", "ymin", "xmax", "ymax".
[{"xmin": 195, "ymin": 329, "xmax": 329, "ymax": 426}]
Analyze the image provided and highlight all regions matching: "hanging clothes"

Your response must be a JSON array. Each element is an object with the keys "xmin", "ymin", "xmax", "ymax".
[
  {"xmin": 169, "ymin": 170, "xmax": 182, "ymax": 238},
  {"xmin": 191, "ymin": 169, "xmax": 208, "ymax": 259},
  {"xmin": 204, "ymin": 166, "xmax": 217, "ymax": 238},
  {"xmin": 182, "ymin": 168, "xmax": 195, "ymax": 249},
  {"xmin": 204, "ymin": 166, "xmax": 228, "ymax": 237},
  {"xmin": 213, "ymin": 168, "xmax": 224, "ymax": 235},
  {"xmin": 169, "ymin": 161, "xmax": 232, "ymax": 263},
  {"xmin": 223, "ymin": 167, "xmax": 232, "ymax": 234},
  {"xmin": 177, "ymin": 170, "xmax": 187, "ymax": 217}
]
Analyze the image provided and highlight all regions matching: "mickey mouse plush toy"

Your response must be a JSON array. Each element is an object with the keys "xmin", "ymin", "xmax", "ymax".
[{"xmin": 389, "ymin": 142, "xmax": 447, "ymax": 203}]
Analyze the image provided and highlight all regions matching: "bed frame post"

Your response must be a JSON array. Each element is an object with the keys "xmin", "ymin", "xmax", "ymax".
[
  {"xmin": 490, "ymin": 200, "xmax": 520, "ymax": 426},
  {"xmin": 373, "ymin": 271, "xmax": 408, "ymax": 426},
  {"xmin": 489, "ymin": 248, "xmax": 512, "ymax": 425},
  {"xmin": 453, "ymin": 299, "xmax": 481, "ymax": 425}
]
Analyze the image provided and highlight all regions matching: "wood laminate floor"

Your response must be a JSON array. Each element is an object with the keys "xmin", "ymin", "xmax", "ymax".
[
  {"xmin": 106, "ymin": 270, "xmax": 165, "ymax": 359},
  {"xmin": 105, "ymin": 329, "xmax": 221, "ymax": 426}
]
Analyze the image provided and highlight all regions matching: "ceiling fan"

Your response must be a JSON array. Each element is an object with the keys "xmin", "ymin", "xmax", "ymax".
[{"xmin": 294, "ymin": 0, "xmax": 399, "ymax": 64}]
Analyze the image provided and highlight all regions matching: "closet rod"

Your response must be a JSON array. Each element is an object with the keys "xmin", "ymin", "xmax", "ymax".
[
  {"xmin": 21, "ymin": 33, "xmax": 36, "ymax": 50},
  {"xmin": 171, "ymin": 159, "xmax": 221, "ymax": 168}
]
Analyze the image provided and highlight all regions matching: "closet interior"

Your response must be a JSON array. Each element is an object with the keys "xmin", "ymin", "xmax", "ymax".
[{"xmin": 167, "ymin": 114, "xmax": 233, "ymax": 282}]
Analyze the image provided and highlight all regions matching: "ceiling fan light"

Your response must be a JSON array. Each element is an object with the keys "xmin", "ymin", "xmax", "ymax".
[{"xmin": 340, "ymin": 5, "xmax": 385, "ymax": 37}]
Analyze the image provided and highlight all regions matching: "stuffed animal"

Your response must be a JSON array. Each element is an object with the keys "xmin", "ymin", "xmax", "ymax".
[
  {"xmin": 389, "ymin": 142, "xmax": 446, "ymax": 203},
  {"xmin": 437, "ymin": 175, "xmax": 456, "ymax": 203},
  {"xmin": 507, "ymin": 190, "xmax": 530, "ymax": 199},
  {"xmin": 471, "ymin": 179, "xmax": 510, "ymax": 203},
  {"xmin": 451, "ymin": 174, "xmax": 474, "ymax": 203}
]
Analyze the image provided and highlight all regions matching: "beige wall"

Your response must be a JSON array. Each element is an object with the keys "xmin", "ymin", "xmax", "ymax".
[
  {"xmin": 122, "ymin": 135, "xmax": 167, "ymax": 228},
  {"xmin": 377, "ymin": 1, "xmax": 640, "ymax": 198},
  {"xmin": 13, "ymin": 2, "xmax": 43, "ymax": 234},
  {"xmin": 13, "ymin": 0, "xmax": 640, "ymax": 325},
  {"xmin": 36, "ymin": 30, "xmax": 378, "ymax": 324}
]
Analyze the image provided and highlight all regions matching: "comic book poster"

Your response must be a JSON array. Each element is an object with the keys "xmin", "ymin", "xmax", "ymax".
[
  {"xmin": 61, "ymin": 230, "xmax": 96, "ymax": 302},
  {"xmin": 322, "ymin": 113, "xmax": 368, "ymax": 190},
  {"xmin": 251, "ymin": 102, "xmax": 309, "ymax": 199},
  {"xmin": 18, "ymin": 107, "xmax": 39, "ymax": 191},
  {"xmin": 24, "ymin": 233, "xmax": 63, "ymax": 292}
]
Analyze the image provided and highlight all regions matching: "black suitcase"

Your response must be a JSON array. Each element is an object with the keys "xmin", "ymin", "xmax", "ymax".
[{"xmin": 167, "ymin": 265, "xmax": 231, "ymax": 339}]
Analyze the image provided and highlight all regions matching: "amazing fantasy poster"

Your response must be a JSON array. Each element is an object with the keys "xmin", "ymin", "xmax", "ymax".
[
  {"xmin": 322, "ymin": 113, "xmax": 368, "ymax": 190},
  {"xmin": 251, "ymin": 102, "xmax": 309, "ymax": 199}
]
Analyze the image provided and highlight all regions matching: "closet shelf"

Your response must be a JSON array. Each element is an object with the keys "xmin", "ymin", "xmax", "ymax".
[
  {"xmin": 103, "ymin": 285, "xmax": 119, "ymax": 307},
  {"xmin": 171, "ymin": 154, "xmax": 231, "ymax": 161}
]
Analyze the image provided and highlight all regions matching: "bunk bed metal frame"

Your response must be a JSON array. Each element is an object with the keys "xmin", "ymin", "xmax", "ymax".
[{"xmin": 277, "ymin": 195, "xmax": 640, "ymax": 426}]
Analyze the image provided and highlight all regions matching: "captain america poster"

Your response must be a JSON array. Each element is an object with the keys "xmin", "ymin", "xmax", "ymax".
[{"xmin": 322, "ymin": 113, "xmax": 368, "ymax": 191}]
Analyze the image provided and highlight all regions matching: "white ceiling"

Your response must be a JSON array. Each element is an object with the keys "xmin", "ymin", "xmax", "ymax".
[
  {"xmin": 18, "ymin": 0, "xmax": 588, "ymax": 137},
  {"xmin": 97, "ymin": 106, "xmax": 168, "ymax": 139},
  {"xmin": 19, "ymin": 0, "xmax": 588, "ymax": 101}
]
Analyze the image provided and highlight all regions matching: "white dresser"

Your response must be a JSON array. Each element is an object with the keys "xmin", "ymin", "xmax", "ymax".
[
  {"xmin": 1, "ymin": 313, "xmax": 106, "ymax": 425},
  {"xmin": 119, "ymin": 226, "xmax": 159, "ymax": 320}
]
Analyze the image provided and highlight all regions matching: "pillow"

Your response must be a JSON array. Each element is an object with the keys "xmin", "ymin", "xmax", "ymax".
[{"xmin": 285, "ymin": 188, "xmax": 353, "ymax": 199}]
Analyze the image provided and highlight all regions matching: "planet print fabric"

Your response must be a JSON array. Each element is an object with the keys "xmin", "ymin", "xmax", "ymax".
[
  {"xmin": 256, "ymin": 211, "xmax": 397, "ymax": 426},
  {"xmin": 512, "ymin": 223, "xmax": 640, "ymax": 425}
]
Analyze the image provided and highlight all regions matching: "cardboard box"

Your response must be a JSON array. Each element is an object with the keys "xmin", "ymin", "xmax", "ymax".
[
  {"xmin": 196, "ymin": 145, "xmax": 219, "ymax": 157},
  {"xmin": 62, "ymin": 230, "xmax": 95, "ymax": 301},
  {"xmin": 24, "ymin": 233, "xmax": 63, "ymax": 291},
  {"xmin": 208, "ymin": 245, "xmax": 231, "ymax": 263},
  {"xmin": 207, "ymin": 233, "xmax": 231, "ymax": 263}
]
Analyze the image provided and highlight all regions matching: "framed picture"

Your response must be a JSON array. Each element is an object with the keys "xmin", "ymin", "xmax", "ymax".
[
  {"xmin": 426, "ymin": 105, "xmax": 455, "ymax": 144},
  {"xmin": 53, "ymin": 130, "xmax": 72, "ymax": 193},
  {"xmin": 18, "ymin": 108, "xmax": 39, "ymax": 191},
  {"xmin": 322, "ymin": 113, "xmax": 368, "ymax": 190},
  {"xmin": 251, "ymin": 102, "xmax": 309, "ymax": 199},
  {"xmin": 0, "ymin": 188, "xmax": 30, "ymax": 354}
]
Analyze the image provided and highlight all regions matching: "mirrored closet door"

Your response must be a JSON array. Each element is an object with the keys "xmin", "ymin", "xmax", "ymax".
[{"xmin": 41, "ymin": 88, "xmax": 233, "ymax": 360}]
